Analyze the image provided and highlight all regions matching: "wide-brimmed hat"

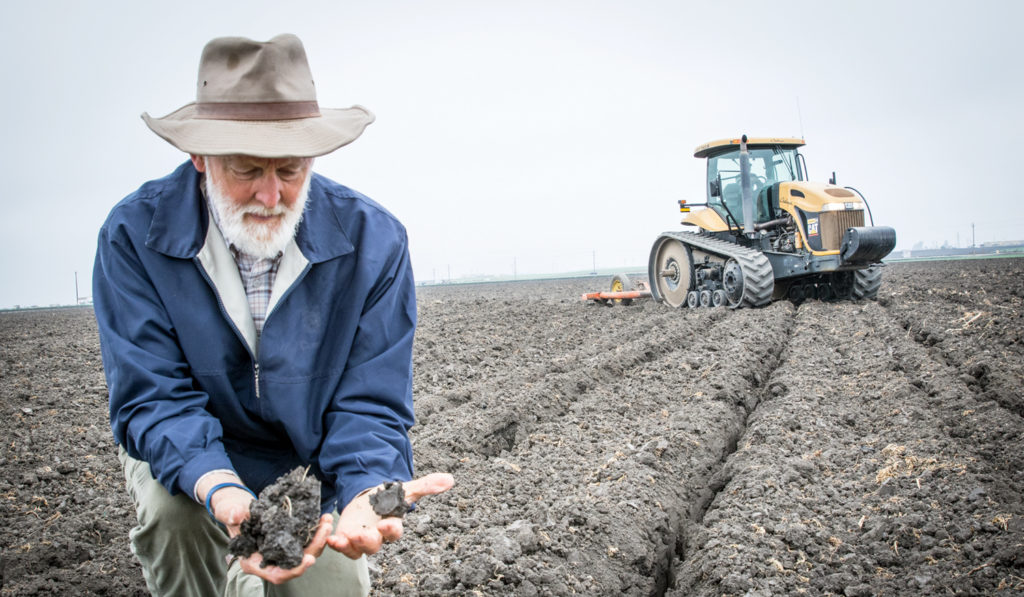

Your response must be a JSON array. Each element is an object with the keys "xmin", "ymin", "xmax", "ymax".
[{"xmin": 142, "ymin": 34, "xmax": 374, "ymax": 158}]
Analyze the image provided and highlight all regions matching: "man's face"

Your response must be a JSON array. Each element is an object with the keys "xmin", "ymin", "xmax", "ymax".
[{"xmin": 193, "ymin": 155, "xmax": 314, "ymax": 258}]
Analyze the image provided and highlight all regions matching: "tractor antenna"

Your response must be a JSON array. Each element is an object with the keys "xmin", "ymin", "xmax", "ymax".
[{"xmin": 796, "ymin": 96, "xmax": 805, "ymax": 139}]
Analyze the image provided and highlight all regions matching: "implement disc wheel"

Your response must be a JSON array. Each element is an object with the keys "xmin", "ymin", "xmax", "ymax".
[
  {"xmin": 651, "ymin": 238, "xmax": 694, "ymax": 308},
  {"xmin": 610, "ymin": 273, "xmax": 635, "ymax": 306}
]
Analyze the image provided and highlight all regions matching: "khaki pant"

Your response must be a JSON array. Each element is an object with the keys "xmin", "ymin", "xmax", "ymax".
[{"xmin": 119, "ymin": 447, "xmax": 370, "ymax": 597}]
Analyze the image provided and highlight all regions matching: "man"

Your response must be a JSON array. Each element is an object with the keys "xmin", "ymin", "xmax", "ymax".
[{"xmin": 93, "ymin": 34, "xmax": 453, "ymax": 596}]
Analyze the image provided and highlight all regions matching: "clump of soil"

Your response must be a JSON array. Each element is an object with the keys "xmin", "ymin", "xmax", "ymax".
[
  {"xmin": 3, "ymin": 260, "xmax": 1024, "ymax": 595},
  {"xmin": 370, "ymin": 482, "xmax": 409, "ymax": 518},
  {"xmin": 228, "ymin": 467, "xmax": 321, "ymax": 569}
]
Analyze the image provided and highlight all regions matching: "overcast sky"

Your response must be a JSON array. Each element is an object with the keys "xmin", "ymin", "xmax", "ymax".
[{"xmin": 2, "ymin": 0, "xmax": 1021, "ymax": 308}]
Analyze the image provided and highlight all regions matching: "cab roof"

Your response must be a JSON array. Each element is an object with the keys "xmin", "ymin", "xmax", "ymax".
[{"xmin": 694, "ymin": 137, "xmax": 805, "ymax": 159}]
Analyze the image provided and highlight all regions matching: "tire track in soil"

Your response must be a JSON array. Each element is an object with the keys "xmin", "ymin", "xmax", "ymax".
[
  {"xmin": 655, "ymin": 301, "xmax": 796, "ymax": 597},
  {"xmin": 669, "ymin": 299, "xmax": 1024, "ymax": 597},
  {"xmin": 378, "ymin": 290, "xmax": 798, "ymax": 595},
  {"xmin": 877, "ymin": 261, "xmax": 1024, "ymax": 419},
  {"xmin": 3, "ymin": 268, "xmax": 1019, "ymax": 595},
  {"xmin": 412, "ymin": 298, "xmax": 719, "ymax": 462},
  {"xmin": 641, "ymin": 301, "xmax": 796, "ymax": 597}
]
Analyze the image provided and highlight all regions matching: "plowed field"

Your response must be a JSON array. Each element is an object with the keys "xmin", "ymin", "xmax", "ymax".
[{"xmin": 2, "ymin": 258, "xmax": 1023, "ymax": 596}]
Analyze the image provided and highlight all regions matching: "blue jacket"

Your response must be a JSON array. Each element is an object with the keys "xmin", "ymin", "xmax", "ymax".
[{"xmin": 93, "ymin": 161, "xmax": 416, "ymax": 511}]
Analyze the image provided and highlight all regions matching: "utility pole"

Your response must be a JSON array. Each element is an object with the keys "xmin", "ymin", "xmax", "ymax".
[
  {"xmin": 591, "ymin": 250, "xmax": 597, "ymax": 275},
  {"xmin": 972, "ymin": 223, "xmax": 976, "ymax": 252},
  {"xmin": 513, "ymin": 257, "xmax": 517, "ymax": 280},
  {"xmin": 75, "ymin": 272, "xmax": 79, "ymax": 305}
]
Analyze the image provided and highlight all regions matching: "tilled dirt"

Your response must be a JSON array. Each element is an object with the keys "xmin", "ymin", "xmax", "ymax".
[{"xmin": 1, "ymin": 258, "xmax": 1023, "ymax": 596}]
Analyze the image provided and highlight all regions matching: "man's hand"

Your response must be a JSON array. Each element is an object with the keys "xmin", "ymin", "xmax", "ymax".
[
  {"xmin": 198, "ymin": 474, "xmax": 255, "ymax": 535},
  {"xmin": 201, "ymin": 475, "xmax": 334, "ymax": 585},
  {"xmin": 235, "ymin": 514, "xmax": 334, "ymax": 584},
  {"xmin": 327, "ymin": 472, "xmax": 454, "ymax": 559}
]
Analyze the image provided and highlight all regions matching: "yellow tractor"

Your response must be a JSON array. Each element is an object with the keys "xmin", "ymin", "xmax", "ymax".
[{"xmin": 648, "ymin": 135, "xmax": 896, "ymax": 308}]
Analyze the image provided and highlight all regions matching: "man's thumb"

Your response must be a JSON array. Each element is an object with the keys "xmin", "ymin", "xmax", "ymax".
[{"xmin": 402, "ymin": 473, "xmax": 455, "ymax": 503}]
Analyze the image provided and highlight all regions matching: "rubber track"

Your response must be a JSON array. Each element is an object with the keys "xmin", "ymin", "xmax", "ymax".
[{"xmin": 659, "ymin": 231, "xmax": 775, "ymax": 308}]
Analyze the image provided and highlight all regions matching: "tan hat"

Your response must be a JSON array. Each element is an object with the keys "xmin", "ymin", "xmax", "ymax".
[{"xmin": 142, "ymin": 34, "xmax": 374, "ymax": 158}]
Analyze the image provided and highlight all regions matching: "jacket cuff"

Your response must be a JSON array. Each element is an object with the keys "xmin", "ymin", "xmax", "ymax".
[
  {"xmin": 179, "ymin": 451, "xmax": 236, "ymax": 501},
  {"xmin": 192, "ymin": 469, "xmax": 240, "ymax": 502}
]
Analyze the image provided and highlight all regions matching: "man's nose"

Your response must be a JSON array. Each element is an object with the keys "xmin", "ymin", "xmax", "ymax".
[{"xmin": 253, "ymin": 174, "xmax": 282, "ymax": 208}]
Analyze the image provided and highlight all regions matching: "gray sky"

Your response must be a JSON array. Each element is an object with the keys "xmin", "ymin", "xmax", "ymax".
[{"xmin": 2, "ymin": 0, "xmax": 1022, "ymax": 308}]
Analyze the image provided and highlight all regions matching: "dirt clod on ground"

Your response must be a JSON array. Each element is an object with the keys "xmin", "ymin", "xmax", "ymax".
[
  {"xmin": 370, "ymin": 482, "xmax": 409, "ymax": 518},
  {"xmin": 228, "ymin": 467, "xmax": 320, "ymax": 569},
  {"xmin": 1, "ymin": 258, "xmax": 1023, "ymax": 596}
]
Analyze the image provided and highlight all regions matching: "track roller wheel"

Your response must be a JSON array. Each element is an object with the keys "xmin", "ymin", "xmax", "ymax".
[
  {"xmin": 712, "ymin": 289, "xmax": 727, "ymax": 307},
  {"xmin": 687, "ymin": 291, "xmax": 699, "ymax": 308},
  {"xmin": 699, "ymin": 289, "xmax": 712, "ymax": 307}
]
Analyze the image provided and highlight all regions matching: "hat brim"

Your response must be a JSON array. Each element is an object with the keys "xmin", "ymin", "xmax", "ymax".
[{"xmin": 142, "ymin": 103, "xmax": 375, "ymax": 158}]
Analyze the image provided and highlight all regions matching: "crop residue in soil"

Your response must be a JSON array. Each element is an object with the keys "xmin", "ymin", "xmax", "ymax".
[
  {"xmin": 3, "ymin": 259, "xmax": 1024, "ymax": 595},
  {"xmin": 228, "ymin": 467, "xmax": 321, "ymax": 569}
]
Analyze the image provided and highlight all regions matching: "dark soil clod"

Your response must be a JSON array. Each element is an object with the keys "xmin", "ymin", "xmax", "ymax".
[
  {"xmin": 228, "ymin": 467, "xmax": 321, "ymax": 569},
  {"xmin": 5, "ymin": 263, "xmax": 1024, "ymax": 595},
  {"xmin": 369, "ymin": 482, "xmax": 409, "ymax": 518}
]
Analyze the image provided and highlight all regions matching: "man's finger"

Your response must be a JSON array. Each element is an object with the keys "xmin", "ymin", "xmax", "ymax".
[
  {"xmin": 401, "ymin": 472, "xmax": 455, "ymax": 503},
  {"xmin": 349, "ymin": 525, "xmax": 384, "ymax": 555},
  {"xmin": 326, "ymin": 533, "xmax": 360, "ymax": 560},
  {"xmin": 378, "ymin": 517, "xmax": 404, "ymax": 542},
  {"xmin": 304, "ymin": 514, "xmax": 333, "ymax": 558},
  {"xmin": 329, "ymin": 526, "xmax": 383, "ymax": 558},
  {"xmin": 239, "ymin": 552, "xmax": 315, "ymax": 585},
  {"xmin": 223, "ymin": 503, "xmax": 249, "ymax": 527}
]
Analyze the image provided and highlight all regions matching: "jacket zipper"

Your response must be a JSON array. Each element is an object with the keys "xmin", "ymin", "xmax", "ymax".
[
  {"xmin": 252, "ymin": 261, "xmax": 311, "ymax": 402},
  {"xmin": 193, "ymin": 257, "xmax": 262, "ymax": 399},
  {"xmin": 194, "ymin": 253, "xmax": 312, "ymax": 404}
]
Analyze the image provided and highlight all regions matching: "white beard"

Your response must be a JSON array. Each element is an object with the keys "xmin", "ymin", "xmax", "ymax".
[{"xmin": 205, "ymin": 166, "xmax": 311, "ymax": 259}]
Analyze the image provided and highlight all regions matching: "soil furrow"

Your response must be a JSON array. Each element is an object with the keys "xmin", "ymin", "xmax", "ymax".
[
  {"xmin": 3, "ymin": 265, "xmax": 1024, "ymax": 596},
  {"xmin": 660, "ymin": 301, "xmax": 797, "ymax": 597},
  {"xmin": 878, "ymin": 260, "xmax": 1024, "ymax": 418},
  {"xmin": 411, "ymin": 299, "xmax": 727, "ymax": 464},
  {"xmin": 669, "ymin": 298, "xmax": 1024, "ymax": 596},
  {"xmin": 382, "ymin": 294, "xmax": 798, "ymax": 595}
]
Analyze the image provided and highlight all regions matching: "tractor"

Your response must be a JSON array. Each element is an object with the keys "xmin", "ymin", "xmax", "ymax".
[{"xmin": 647, "ymin": 135, "xmax": 896, "ymax": 308}]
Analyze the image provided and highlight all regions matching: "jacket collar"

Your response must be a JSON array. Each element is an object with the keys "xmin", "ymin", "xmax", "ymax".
[{"xmin": 145, "ymin": 161, "xmax": 356, "ymax": 262}]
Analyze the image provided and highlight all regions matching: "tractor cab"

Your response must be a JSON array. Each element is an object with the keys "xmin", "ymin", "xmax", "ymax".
[{"xmin": 691, "ymin": 137, "xmax": 806, "ymax": 230}]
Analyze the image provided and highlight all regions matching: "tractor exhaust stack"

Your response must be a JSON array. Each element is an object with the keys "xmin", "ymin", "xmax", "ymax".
[{"xmin": 739, "ymin": 135, "xmax": 756, "ymax": 238}]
